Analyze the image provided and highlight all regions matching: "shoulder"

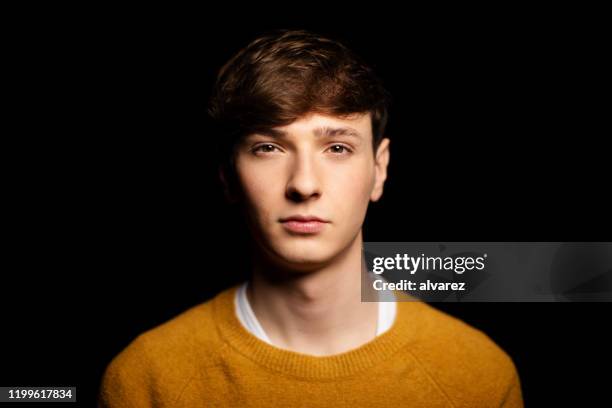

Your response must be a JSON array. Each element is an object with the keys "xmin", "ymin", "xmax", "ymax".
[
  {"xmin": 399, "ymin": 301, "xmax": 522, "ymax": 407},
  {"xmin": 98, "ymin": 287, "xmax": 235, "ymax": 406}
]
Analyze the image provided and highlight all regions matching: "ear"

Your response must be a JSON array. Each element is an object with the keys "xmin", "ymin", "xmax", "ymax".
[
  {"xmin": 219, "ymin": 165, "xmax": 240, "ymax": 204},
  {"xmin": 370, "ymin": 138, "xmax": 390, "ymax": 202}
]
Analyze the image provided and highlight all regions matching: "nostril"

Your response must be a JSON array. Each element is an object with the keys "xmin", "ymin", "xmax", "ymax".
[
  {"xmin": 287, "ymin": 189, "xmax": 306, "ymax": 202},
  {"xmin": 286, "ymin": 187, "xmax": 320, "ymax": 202}
]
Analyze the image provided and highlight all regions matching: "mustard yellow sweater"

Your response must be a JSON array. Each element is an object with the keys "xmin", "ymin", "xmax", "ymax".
[{"xmin": 99, "ymin": 284, "xmax": 523, "ymax": 407}]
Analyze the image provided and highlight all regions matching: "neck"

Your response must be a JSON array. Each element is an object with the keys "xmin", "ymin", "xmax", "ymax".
[{"xmin": 247, "ymin": 231, "xmax": 379, "ymax": 356}]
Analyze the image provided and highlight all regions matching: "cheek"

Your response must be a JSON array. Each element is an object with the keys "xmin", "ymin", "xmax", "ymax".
[
  {"xmin": 327, "ymin": 159, "xmax": 375, "ymax": 213},
  {"xmin": 325, "ymin": 176, "xmax": 372, "ymax": 246},
  {"xmin": 236, "ymin": 162, "xmax": 281, "ymax": 218}
]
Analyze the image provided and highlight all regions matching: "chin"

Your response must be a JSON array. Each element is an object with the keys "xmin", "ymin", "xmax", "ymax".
[{"xmin": 269, "ymin": 240, "xmax": 340, "ymax": 270}]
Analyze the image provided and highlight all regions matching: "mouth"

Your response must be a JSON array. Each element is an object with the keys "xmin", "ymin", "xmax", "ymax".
[{"xmin": 279, "ymin": 215, "xmax": 330, "ymax": 234}]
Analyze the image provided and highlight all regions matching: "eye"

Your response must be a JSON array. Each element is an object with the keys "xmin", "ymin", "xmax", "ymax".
[
  {"xmin": 252, "ymin": 143, "xmax": 281, "ymax": 154},
  {"xmin": 327, "ymin": 144, "xmax": 352, "ymax": 155}
]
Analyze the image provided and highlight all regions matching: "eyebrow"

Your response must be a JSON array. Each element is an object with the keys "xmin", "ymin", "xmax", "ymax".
[
  {"xmin": 254, "ymin": 126, "xmax": 362, "ymax": 139},
  {"xmin": 314, "ymin": 126, "xmax": 362, "ymax": 139}
]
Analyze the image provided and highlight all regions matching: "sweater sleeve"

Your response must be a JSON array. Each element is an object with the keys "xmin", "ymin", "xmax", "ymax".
[
  {"xmin": 500, "ymin": 371, "xmax": 524, "ymax": 408},
  {"xmin": 98, "ymin": 336, "xmax": 154, "ymax": 408}
]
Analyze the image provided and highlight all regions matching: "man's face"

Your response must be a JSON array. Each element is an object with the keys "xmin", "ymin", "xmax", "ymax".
[{"xmin": 230, "ymin": 112, "xmax": 390, "ymax": 271}]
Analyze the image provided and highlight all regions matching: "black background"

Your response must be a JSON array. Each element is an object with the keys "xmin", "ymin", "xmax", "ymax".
[{"xmin": 2, "ymin": 5, "xmax": 610, "ymax": 407}]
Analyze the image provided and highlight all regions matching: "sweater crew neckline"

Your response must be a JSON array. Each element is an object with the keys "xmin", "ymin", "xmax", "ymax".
[{"xmin": 213, "ymin": 284, "xmax": 415, "ymax": 380}]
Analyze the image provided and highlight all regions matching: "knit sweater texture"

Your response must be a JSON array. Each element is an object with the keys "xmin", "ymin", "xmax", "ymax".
[{"xmin": 99, "ymin": 284, "xmax": 523, "ymax": 407}]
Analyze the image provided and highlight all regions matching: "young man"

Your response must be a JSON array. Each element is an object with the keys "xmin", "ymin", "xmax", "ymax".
[{"xmin": 99, "ymin": 30, "xmax": 523, "ymax": 407}]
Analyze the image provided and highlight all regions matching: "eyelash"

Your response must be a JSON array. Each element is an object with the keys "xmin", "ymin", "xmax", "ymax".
[
  {"xmin": 251, "ymin": 144, "xmax": 353, "ymax": 155},
  {"xmin": 251, "ymin": 144, "xmax": 279, "ymax": 154},
  {"xmin": 327, "ymin": 144, "xmax": 352, "ymax": 154}
]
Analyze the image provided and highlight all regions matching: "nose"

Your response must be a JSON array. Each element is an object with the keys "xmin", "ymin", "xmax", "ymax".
[{"xmin": 285, "ymin": 153, "xmax": 321, "ymax": 202}]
